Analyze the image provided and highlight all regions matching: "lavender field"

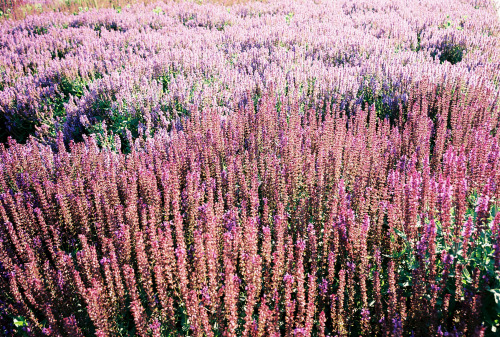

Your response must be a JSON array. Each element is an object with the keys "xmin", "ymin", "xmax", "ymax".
[{"xmin": 0, "ymin": 0, "xmax": 500, "ymax": 336}]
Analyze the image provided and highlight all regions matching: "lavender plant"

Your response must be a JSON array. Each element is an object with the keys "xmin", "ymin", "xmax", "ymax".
[
  {"xmin": 0, "ymin": 85, "xmax": 499, "ymax": 335},
  {"xmin": 0, "ymin": 0, "xmax": 499, "ymax": 336},
  {"xmin": 0, "ymin": 0, "xmax": 499, "ymax": 146}
]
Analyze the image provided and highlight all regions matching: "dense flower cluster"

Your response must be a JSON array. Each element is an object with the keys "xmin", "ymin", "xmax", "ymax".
[
  {"xmin": 1, "ymin": 84, "xmax": 500, "ymax": 335},
  {"xmin": 0, "ymin": 0, "xmax": 499, "ymax": 145},
  {"xmin": 1, "ymin": 0, "xmax": 500, "ymax": 336}
]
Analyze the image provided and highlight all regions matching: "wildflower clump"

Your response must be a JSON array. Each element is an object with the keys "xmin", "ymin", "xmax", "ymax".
[{"xmin": 0, "ymin": 0, "xmax": 500, "ymax": 336}]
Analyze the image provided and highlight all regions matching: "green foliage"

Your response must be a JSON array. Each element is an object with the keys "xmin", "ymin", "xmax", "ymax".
[
  {"xmin": 0, "ymin": 8, "xmax": 12, "ymax": 19},
  {"xmin": 409, "ymin": 31, "xmax": 422, "ymax": 52},
  {"xmin": 387, "ymin": 194, "xmax": 500, "ymax": 335},
  {"xmin": 11, "ymin": 316, "xmax": 32, "ymax": 336},
  {"xmin": 41, "ymin": 76, "xmax": 87, "ymax": 139},
  {"xmin": 76, "ymin": 6, "xmax": 89, "ymax": 14},
  {"xmin": 32, "ymin": 25, "xmax": 48, "ymax": 35},
  {"xmin": 357, "ymin": 77, "xmax": 401, "ymax": 122},
  {"xmin": 438, "ymin": 15, "xmax": 466, "ymax": 31},
  {"xmin": 431, "ymin": 42, "xmax": 466, "ymax": 65},
  {"xmin": 0, "ymin": 75, "xmax": 88, "ymax": 144},
  {"xmin": 152, "ymin": 6, "xmax": 164, "ymax": 15}
]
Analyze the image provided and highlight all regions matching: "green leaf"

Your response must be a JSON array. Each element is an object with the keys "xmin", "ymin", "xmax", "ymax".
[
  {"xmin": 462, "ymin": 268, "xmax": 472, "ymax": 284},
  {"xmin": 393, "ymin": 228, "xmax": 407, "ymax": 240},
  {"xmin": 489, "ymin": 289, "xmax": 500, "ymax": 305},
  {"xmin": 13, "ymin": 316, "xmax": 28, "ymax": 327}
]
